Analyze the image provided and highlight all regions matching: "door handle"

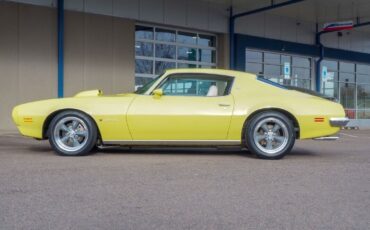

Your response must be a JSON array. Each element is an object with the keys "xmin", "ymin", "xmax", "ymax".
[{"xmin": 218, "ymin": 104, "xmax": 231, "ymax": 107}]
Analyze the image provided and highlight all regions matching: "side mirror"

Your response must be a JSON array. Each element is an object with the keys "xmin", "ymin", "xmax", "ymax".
[{"xmin": 152, "ymin": 89, "xmax": 163, "ymax": 98}]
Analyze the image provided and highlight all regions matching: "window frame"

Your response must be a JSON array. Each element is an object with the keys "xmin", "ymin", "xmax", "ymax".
[
  {"xmin": 152, "ymin": 73, "xmax": 235, "ymax": 97},
  {"xmin": 321, "ymin": 59, "xmax": 370, "ymax": 119},
  {"xmin": 245, "ymin": 49, "xmax": 313, "ymax": 90},
  {"xmin": 135, "ymin": 24, "xmax": 218, "ymax": 88}
]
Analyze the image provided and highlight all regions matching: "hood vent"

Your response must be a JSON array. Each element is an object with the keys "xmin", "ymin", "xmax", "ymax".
[{"xmin": 74, "ymin": 89, "xmax": 103, "ymax": 97}]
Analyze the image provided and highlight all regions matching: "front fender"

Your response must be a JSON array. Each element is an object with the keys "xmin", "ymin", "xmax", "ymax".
[{"xmin": 13, "ymin": 96, "xmax": 135, "ymax": 141}]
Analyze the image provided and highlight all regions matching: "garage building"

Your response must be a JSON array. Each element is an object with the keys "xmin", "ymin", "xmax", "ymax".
[{"xmin": 1, "ymin": 0, "xmax": 370, "ymax": 130}]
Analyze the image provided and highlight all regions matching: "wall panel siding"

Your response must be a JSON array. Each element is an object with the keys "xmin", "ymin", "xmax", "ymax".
[
  {"xmin": 64, "ymin": 11, "xmax": 135, "ymax": 96},
  {"xmin": 236, "ymin": 14, "xmax": 265, "ymax": 37},
  {"xmin": 64, "ymin": 11, "xmax": 85, "ymax": 96},
  {"xmin": 0, "ymin": 2, "xmax": 19, "ymax": 130},
  {"xmin": 264, "ymin": 14, "xmax": 281, "ymax": 40},
  {"xmin": 10, "ymin": 0, "xmax": 229, "ymax": 33},
  {"xmin": 84, "ymin": 13, "xmax": 114, "ymax": 93},
  {"xmin": 113, "ymin": 0, "xmax": 139, "ymax": 19},
  {"xmin": 321, "ymin": 32, "xmax": 339, "ymax": 49},
  {"xmin": 296, "ymin": 21, "xmax": 315, "ymax": 44},
  {"xmin": 186, "ymin": 0, "xmax": 209, "ymax": 30},
  {"xmin": 0, "ymin": 3, "xmax": 135, "ymax": 130},
  {"xmin": 64, "ymin": 0, "xmax": 84, "ymax": 12},
  {"xmin": 279, "ymin": 16, "xmax": 296, "ymax": 43},
  {"xmin": 85, "ymin": 0, "xmax": 113, "ymax": 16},
  {"xmin": 208, "ymin": 4, "xmax": 228, "ymax": 33},
  {"xmin": 10, "ymin": 0, "xmax": 56, "ymax": 7},
  {"xmin": 365, "ymin": 37, "xmax": 370, "ymax": 53},
  {"xmin": 112, "ymin": 18, "xmax": 135, "ymax": 93},
  {"xmin": 236, "ymin": 12, "xmax": 370, "ymax": 52},
  {"xmin": 350, "ymin": 32, "xmax": 366, "ymax": 53},
  {"xmin": 18, "ymin": 4, "xmax": 58, "ymax": 103},
  {"xmin": 338, "ymin": 31, "xmax": 352, "ymax": 51},
  {"xmin": 163, "ymin": 0, "xmax": 187, "ymax": 27},
  {"xmin": 140, "ymin": 0, "xmax": 164, "ymax": 24}
]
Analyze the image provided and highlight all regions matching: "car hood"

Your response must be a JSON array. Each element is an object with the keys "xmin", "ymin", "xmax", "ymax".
[
  {"xmin": 73, "ymin": 89, "xmax": 136, "ymax": 98},
  {"xmin": 14, "ymin": 90, "xmax": 137, "ymax": 117}
]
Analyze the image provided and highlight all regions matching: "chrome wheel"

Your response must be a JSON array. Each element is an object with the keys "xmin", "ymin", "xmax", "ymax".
[
  {"xmin": 53, "ymin": 117, "xmax": 89, "ymax": 153},
  {"xmin": 253, "ymin": 117, "xmax": 289, "ymax": 155}
]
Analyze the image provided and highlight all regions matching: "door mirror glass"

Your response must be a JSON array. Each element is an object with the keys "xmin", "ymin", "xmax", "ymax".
[{"xmin": 153, "ymin": 89, "xmax": 163, "ymax": 97}]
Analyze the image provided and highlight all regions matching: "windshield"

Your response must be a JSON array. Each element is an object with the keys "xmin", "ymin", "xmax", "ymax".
[{"xmin": 134, "ymin": 75, "xmax": 161, "ymax": 94}]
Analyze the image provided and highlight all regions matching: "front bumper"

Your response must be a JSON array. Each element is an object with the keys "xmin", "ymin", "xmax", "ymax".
[{"xmin": 330, "ymin": 117, "xmax": 350, "ymax": 127}]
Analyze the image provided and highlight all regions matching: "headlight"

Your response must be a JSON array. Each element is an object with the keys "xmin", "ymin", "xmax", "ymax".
[{"xmin": 12, "ymin": 106, "xmax": 20, "ymax": 125}]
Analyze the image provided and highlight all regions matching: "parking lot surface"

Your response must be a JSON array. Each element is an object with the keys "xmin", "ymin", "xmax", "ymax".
[{"xmin": 0, "ymin": 130, "xmax": 369, "ymax": 230}]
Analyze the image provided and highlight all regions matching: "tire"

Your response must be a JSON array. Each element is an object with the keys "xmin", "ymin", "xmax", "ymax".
[
  {"xmin": 48, "ymin": 111, "xmax": 98, "ymax": 156},
  {"xmin": 245, "ymin": 111, "xmax": 295, "ymax": 160}
]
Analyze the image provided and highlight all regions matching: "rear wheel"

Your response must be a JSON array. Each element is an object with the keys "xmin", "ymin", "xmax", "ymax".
[
  {"xmin": 245, "ymin": 111, "xmax": 295, "ymax": 160},
  {"xmin": 48, "ymin": 111, "xmax": 98, "ymax": 156}
]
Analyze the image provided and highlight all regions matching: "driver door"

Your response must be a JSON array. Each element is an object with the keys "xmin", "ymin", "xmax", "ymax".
[{"xmin": 127, "ymin": 73, "xmax": 235, "ymax": 140}]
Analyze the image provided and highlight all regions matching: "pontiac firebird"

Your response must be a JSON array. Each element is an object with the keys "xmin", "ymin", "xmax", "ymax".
[{"xmin": 12, "ymin": 69, "xmax": 349, "ymax": 159}]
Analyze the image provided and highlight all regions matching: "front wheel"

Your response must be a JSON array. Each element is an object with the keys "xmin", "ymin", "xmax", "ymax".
[
  {"xmin": 48, "ymin": 111, "xmax": 98, "ymax": 156},
  {"xmin": 245, "ymin": 111, "xmax": 296, "ymax": 160}
]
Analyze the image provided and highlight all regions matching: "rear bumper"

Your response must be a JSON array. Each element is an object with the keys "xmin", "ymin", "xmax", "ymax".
[{"xmin": 330, "ymin": 117, "xmax": 349, "ymax": 127}]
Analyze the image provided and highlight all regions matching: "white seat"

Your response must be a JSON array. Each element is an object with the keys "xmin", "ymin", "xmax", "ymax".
[{"xmin": 207, "ymin": 85, "xmax": 218, "ymax": 97}]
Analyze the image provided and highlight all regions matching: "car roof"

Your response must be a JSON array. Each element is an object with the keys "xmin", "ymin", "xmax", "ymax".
[{"xmin": 164, "ymin": 68, "xmax": 256, "ymax": 79}]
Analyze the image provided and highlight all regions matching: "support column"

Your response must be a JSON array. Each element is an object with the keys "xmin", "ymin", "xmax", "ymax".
[
  {"xmin": 229, "ymin": 7, "xmax": 234, "ymax": 69},
  {"xmin": 57, "ymin": 0, "xmax": 64, "ymax": 98}
]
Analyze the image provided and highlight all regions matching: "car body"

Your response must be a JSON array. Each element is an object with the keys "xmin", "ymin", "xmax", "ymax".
[{"xmin": 12, "ymin": 69, "xmax": 349, "ymax": 159}]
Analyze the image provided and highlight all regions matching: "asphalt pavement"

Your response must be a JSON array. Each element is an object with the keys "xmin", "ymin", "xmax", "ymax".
[{"xmin": 0, "ymin": 130, "xmax": 369, "ymax": 230}]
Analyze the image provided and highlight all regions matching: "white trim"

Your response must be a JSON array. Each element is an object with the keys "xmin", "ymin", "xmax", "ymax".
[
  {"xmin": 136, "ymin": 56, "xmax": 216, "ymax": 67},
  {"xmin": 136, "ymin": 22, "xmax": 218, "ymax": 40},
  {"xmin": 136, "ymin": 38, "xmax": 217, "ymax": 51}
]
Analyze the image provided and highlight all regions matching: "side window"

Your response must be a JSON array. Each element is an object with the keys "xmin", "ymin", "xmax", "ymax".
[{"xmin": 158, "ymin": 74, "xmax": 233, "ymax": 96}]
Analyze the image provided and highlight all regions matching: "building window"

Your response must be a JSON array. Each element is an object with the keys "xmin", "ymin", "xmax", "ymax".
[
  {"xmin": 135, "ymin": 25, "xmax": 217, "ymax": 88},
  {"xmin": 245, "ymin": 49, "xmax": 312, "ymax": 90},
  {"xmin": 321, "ymin": 61, "xmax": 370, "ymax": 119}
]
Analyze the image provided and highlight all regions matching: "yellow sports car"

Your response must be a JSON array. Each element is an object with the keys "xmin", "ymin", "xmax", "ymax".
[{"xmin": 12, "ymin": 69, "xmax": 348, "ymax": 159}]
